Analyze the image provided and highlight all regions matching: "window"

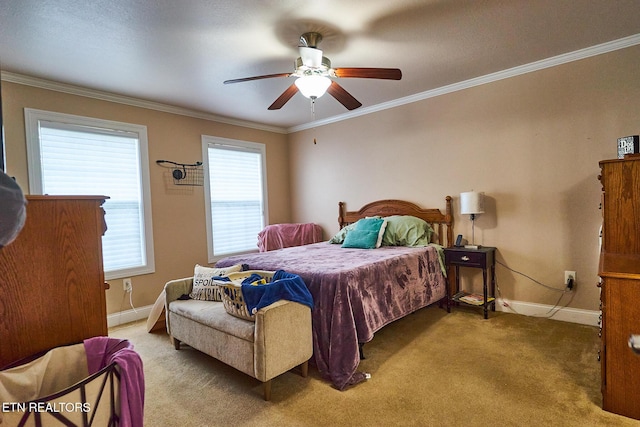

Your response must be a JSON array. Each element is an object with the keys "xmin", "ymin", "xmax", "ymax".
[
  {"xmin": 202, "ymin": 136, "xmax": 268, "ymax": 260},
  {"xmin": 25, "ymin": 108, "xmax": 155, "ymax": 280}
]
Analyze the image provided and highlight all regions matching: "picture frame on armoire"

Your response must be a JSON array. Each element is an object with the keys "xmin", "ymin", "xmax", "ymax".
[{"xmin": 617, "ymin": 135, "xmax": 639, "ymax": 159}]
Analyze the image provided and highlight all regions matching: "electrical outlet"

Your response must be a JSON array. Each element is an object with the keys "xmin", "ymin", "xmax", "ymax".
[
  {"xmin": 564, "ymin": 271, "xmax": 576, "ymax": 290},
  {"xmin": 123, "ymin": 278, "xmax": 133, "ymax": 292}
]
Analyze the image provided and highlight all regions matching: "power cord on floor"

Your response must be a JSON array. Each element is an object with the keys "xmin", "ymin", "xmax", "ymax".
[
  {"xmin": 495, "ymin": 259, "xmax": 575, "ymax": 319},
  {"xmin": 129, "ymin": 288, "xmax": 138, "ymax": 313},
  {"xmin": 496, "ymin": 260, "xmax": 569, "ymax": 293}
]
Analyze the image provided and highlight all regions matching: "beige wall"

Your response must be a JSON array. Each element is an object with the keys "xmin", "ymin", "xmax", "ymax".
[
  {"xmin": 2, "ymin": 82, "xmax": 291, "ymax": 314},
  {"xmin": 3, "ymin": 44, "xmax": 638, "ymax": 316},
  {"xmin": 288, "ymin": 45, "xmax": 640, "ymax": 312}
]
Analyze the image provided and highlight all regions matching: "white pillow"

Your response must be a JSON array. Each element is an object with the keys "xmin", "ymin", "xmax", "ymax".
[
  {"xmin": 375, "ymin": 220, "xmax": 388, "ymax": 248},
  {"xmin": 189, "ymin": 263, "xmax": 244, "ymax": 301}
]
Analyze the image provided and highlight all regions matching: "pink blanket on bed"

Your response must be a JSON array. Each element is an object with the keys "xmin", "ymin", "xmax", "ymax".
[
  {"xmin": 216, "ymin": 242, "xmax": 446, "ymax": 391},
  {"xmin": 257, "ymin": 223, "xmax": 323, "ymax": 252}
]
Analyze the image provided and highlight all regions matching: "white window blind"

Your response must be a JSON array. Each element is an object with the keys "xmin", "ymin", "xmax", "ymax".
[
  {"xmin": 25, "ymin": 109, "xmax": 155, "ymax": 279},
  {"xmin": 203, "ymin": 137, "xmax": 267, "ymax": 258}
]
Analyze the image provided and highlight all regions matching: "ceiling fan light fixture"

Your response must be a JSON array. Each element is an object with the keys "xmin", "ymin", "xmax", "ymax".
[
  {"xmin": 299, "ymin": 46, "xmax": 323, "ymax": 68},
  {"xmin": 295, "ymin": 75, "xmax": 331, "ymax": 99},
  {"xmin": 224, "ymin": 31, "xmax": 401, "ymax": 111}
]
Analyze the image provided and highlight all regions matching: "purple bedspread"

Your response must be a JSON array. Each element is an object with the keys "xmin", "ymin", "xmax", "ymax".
[{"xmin": 216, "ymin": 242, "xmax": 446, "ymax": 390}]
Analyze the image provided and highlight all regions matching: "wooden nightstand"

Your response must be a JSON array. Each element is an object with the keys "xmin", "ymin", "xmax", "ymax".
[{"xmin": 444, "ymin": 246, "xmax": 496, "ymax": 319}]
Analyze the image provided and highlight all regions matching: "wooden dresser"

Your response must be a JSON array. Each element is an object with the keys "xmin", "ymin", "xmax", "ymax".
[
  {"xmin": 0, "ymin": 195, "xmax": 109, "ymax": 368},
  {"xmin": 598, "ymin": 157, "xmax": 640, "ymax": 420}
]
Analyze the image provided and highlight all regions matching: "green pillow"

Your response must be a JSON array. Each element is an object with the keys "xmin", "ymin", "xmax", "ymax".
[
  {"xmin": 328, "ymin": 221, "xmax": 357, "ymax": 244},
  {"xmin": 382, "ymin": 215, "xmax": 434, "ymax": 247},
  {"xmin": 342, "ymin": 229, "xmax": 380, "ymax": 249}
]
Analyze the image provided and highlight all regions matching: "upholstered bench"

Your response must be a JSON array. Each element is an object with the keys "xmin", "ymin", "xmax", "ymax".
[{"xmin": 164, "ymin": 276, "xmax": 312, "ymax": 400}]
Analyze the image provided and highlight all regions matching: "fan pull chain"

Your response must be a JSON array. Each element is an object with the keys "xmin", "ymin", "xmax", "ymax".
[{"xmin": 310, "ymin": 98, "xmax": 318, "ymax": 145}]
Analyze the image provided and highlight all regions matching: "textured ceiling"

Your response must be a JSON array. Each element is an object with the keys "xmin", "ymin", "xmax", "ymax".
[{"xmin": 1, "ymin": 0, "xmax": 640, "ymax": 131}]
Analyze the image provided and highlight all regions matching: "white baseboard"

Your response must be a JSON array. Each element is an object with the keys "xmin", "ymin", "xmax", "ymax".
[
  {"xmin": 107, "ymin": 299, "xmax": 600, "ymax": 329},
  {"xmin": 495, "ymin": 298, "xmax": 600, "ymax": 327},
  {"xmin": 107, "ymin": 304, "xmax": 154, "ymax": 328}
]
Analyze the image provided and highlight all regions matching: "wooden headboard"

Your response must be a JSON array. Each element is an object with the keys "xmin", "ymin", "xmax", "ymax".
[{"xmin": 338, "ymin": 197, "xmax": 453, "ymax": 247}]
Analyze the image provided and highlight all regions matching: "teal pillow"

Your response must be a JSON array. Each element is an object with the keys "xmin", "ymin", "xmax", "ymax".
[
  {"xmin": 342, "ymin": 229, "xmax": 380, "ymax": 249},
  {"xmin": 382, "ymin": 215, "xmax": 433, "ymax": 247},
  {"xmin": 356, "ymin": 217, "xmax": 384, "ymax": 232},
  {"xmin": 329, "ymin": 216, "xmax": 385, "ymax": 244},
  {"xmin": 341, "ymin": 217, "xmax": 386, "ymax": 249},
  {"xmin": 354, "ymin": 217, "xmax": 387, "ymax": 248}
]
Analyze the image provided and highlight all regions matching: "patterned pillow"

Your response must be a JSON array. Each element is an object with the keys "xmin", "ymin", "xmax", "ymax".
[{"xmin": 189, "ymin": 263, "xmax": 245, "ymax": 301}]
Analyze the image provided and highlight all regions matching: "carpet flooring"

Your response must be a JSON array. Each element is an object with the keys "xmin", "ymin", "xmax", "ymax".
[{"xmin": 110, "ymin": 305, "xmax": 640, "ymax": 426}]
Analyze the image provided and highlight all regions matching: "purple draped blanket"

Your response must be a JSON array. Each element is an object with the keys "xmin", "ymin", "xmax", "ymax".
[
  {"xmin": 84, "ymin": 337, "xmax": 144, "ymax": 427},
  {"xmin": 257, "ymin": 223, "xmax": 323, "ymax": 252},
  {"xmin": 216, "ymin": 242, "xmax": 446, "ymax": 390}
]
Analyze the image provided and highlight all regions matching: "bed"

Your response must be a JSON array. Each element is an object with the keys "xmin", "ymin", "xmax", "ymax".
[{"xmin": 215, "ymin": 198, "xmax": 453, "ymax": 390}]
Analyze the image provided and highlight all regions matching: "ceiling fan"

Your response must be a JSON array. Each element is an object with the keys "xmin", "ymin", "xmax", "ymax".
[{"xmin": 223, "ymin": 32, "xmax": 402, "ymax": 111}]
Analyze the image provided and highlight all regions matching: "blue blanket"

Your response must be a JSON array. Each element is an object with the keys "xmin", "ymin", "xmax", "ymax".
[{"xmin": 241, "ymin": 270, "xmax": 314, "ymax": 314}]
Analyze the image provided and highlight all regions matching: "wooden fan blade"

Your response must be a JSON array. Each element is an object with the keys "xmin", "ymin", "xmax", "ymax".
[
  {"xmin": 224, "ymin": 72, "xmax": 292, "ymax": 84},
  {"xmin": 333, "ymin": 67, "xmax": 402, "ymax": 80},
  {"xmin": 268, "ymin": 84, "xmax": 299, "ymax": 110},
  {"xmin": 326, "ymin": 81, "xmax": 362, "ymax": 110}
]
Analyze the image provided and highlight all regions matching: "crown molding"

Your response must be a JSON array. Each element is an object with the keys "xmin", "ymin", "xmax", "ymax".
[
  {"xmin": 0, "ymin": 71, "xmax": 288, "ymax": 134},
  {"xmin": 288, "ymin": 33, "xmax": 640, "ymax": 133},
  {"xmin": 3, "ymin": 33, "xmax": 639, "ymax": 136}
]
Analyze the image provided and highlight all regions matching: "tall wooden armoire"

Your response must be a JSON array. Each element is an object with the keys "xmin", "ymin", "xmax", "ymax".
[
  {"xmin": 0, "ymin": 195, "xmax": 109, "ymax": 368},
  {"xmin": 598, "ymin": 156, "xmax": 640, "ymax": 420}
]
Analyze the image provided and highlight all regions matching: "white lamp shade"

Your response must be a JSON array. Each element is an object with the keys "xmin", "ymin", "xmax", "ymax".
[
  {"xmin": 295, "ymin": 75, "xmax": 331, "ymax": 99},
  {"xmin": 460, "ymin": 191, "xmax": 485, "ymax": 215}
]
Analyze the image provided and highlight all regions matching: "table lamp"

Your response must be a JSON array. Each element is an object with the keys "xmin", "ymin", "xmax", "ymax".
[{"xmin": 460, "ymin": 191, "xmax": 485, "ymax": 249}]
